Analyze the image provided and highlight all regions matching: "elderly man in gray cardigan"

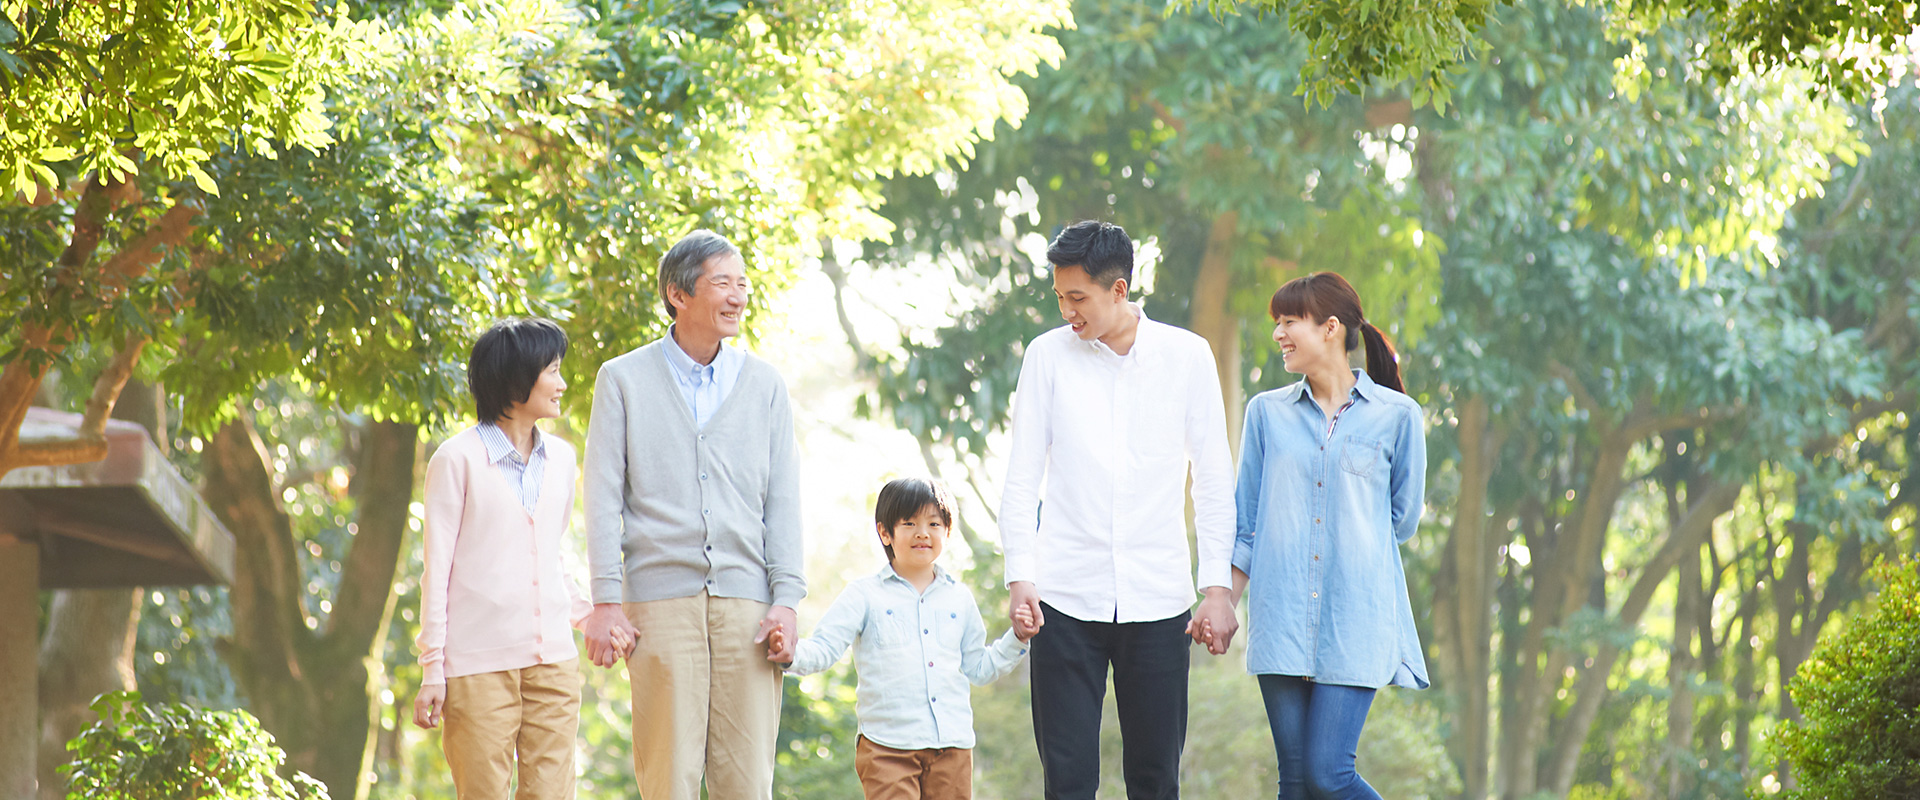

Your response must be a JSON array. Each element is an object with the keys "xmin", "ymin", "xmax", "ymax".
[{"xmin": 581, "ymin": 229, "xmax": 804, "ymax": 800}]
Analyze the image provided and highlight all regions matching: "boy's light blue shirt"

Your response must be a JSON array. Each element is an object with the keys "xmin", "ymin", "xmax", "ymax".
[
  {"xmin": 1234, "ymin": 369, "xmax": 1431, "ymax": 690},
  {"xmin": 786, "ymin": 564, "xmax": 1028, "ymax": 750}
]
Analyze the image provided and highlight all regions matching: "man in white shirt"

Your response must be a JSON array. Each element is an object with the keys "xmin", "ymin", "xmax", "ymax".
[{"xmin": 1001, "ymin": 220, "xmax": 1237, "ymax": 799}]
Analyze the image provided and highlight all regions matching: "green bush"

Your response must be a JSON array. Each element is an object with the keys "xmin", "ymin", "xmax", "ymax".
[
  {"xmin": 1768, "ymin": 555, "xmax": 1920, "ymax": 799},
  {"xmin": 61, "ymin": 691, "xmax": 329, "ymax": 800}
]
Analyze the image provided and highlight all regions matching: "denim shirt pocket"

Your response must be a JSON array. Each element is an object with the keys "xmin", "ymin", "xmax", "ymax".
[{"xmin": 1340, "ymin": 437, "xmax": 1383, "ymax": 478}]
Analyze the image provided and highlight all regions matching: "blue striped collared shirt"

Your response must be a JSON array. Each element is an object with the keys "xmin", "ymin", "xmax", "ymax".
[{"xmin": 477, "ymin": 421, "xmax": 547, "ymax": 514}]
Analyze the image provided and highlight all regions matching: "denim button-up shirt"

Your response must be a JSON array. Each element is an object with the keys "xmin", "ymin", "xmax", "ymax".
[
  {"xmin": 786, "ymin": 565, "xmax": 1028, "ymax": 749},
  {"xmin": 1233, "ymin": 369, "xmax": 1430, "ymax": 689}
]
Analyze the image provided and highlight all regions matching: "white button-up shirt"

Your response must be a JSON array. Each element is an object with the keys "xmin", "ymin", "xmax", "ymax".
[
  {"xmin": 786, "ymin": 565, "xmax": 1028, "ymax": 750},
  {"xmin": 998, "ymin": 305, "xmax": 1236, "ymax": 623}
]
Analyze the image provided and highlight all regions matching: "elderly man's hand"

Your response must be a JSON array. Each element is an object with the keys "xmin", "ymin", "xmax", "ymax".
[{"xmin": 756, "ymin": 605, "xmax": 798, "ymax": 663}]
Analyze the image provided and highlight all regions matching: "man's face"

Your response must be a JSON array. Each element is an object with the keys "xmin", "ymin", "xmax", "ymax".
[
  {"xmin": 1052, "ymin": 264, "xmax": 1129, "ymax": 342},
  {"xmin": 671, "ymin": 252, "xmax": 750, "ymax": 340}
]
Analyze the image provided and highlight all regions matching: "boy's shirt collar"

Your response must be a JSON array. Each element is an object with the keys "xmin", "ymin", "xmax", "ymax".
[{"xmin": 879, "ymin": 563, "xmax": 954, "ymax": 588}]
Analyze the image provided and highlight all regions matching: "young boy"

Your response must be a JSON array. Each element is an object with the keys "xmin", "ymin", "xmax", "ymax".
[
  {"xmin": 412, "ymin": 317, "xmax": 629, "ymax": 800},
  {"xmin": 770, "ymin": 477, "xmax": 1038, "ymax": 800}
]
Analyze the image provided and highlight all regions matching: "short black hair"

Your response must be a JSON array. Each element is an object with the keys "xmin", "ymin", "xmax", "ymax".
[
  {"xmin": 874, "ymin": 477, "xmax": 956, "ymax": 561},
  {"xmin": 1046, "ymin": 220, "xmax": 1133, "ymax": 289},
  {"xmin": 469, "ymin": 317, "xmax": 568, "ymax": 423}
]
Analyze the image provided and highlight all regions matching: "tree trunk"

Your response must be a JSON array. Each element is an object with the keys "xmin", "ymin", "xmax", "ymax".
[
  {"xmin": 1442, "ymin": 396, "xmax": 1502, "ymax": 800},
  {"xmin": 1540, "ymin": 480, "xmax": 1741, "ymax": 796},
  {"xmin": 1189, "ymin": 211, "xmax": 1243, "ymax": 454},
  {"xmin": 1666, "ymin": 541, "xmax": 1701, "ymax": 800},
  {"xmin": 203, "ymin": 415, "xmax": 418, "ymax": 800}
]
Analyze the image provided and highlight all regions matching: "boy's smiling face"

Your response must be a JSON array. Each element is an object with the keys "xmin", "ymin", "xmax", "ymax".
[{"xmin": 880, "ymin": 503, "xmax": 949, "ymax": 573}]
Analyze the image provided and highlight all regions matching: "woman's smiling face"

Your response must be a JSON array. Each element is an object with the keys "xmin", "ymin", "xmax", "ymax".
[{"xmin": 1273, "ymin": 314, "xmax": 1342, "ymax": 375}]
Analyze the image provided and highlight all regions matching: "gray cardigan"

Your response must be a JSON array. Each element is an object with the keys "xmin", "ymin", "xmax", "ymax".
[{"xmin": 583, "ymin": 339, "xmax": 805, "ymax": 608}]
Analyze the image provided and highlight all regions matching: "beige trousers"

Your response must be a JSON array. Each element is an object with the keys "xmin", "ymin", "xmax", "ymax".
[
  {"xmin": 625, "ymin": 592, "xmax": 783, "ymax": 800},
  {"xmin": 442, "ymin": 659, "xmax": 583, "ymax": 800}
]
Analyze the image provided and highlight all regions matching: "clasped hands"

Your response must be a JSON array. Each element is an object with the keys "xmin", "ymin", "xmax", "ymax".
[{"xmin": 584, "ymin": 602, "xmax": 799, "ymax": 668}]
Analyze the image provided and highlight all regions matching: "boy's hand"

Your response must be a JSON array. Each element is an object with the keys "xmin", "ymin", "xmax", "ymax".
[
  {"xmin": 756, "ymin": 605, "xmax": 797, "ymax": 662},
  {"xmin": 584, "ymin": 604, "xmax": 636, "ymax": 667},
  {"xmin": 1012, "ymin": 602, "xmax": 1041, "ymax": 643},
  {"xmin": 1008, "ymin": 581, "xmax": 1045, "ymax": 640},
  {"xmin": 413, "ymin": 684, "xmax": 446, "ymax": 730}
]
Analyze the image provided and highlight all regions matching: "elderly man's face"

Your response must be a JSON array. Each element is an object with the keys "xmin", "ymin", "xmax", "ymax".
[{"xmin": 672, "ymin": 252, "xmax": 750, "ymax": 340}]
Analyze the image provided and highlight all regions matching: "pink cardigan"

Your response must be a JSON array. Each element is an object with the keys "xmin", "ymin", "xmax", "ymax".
[{"xmin": 415, "ymin": 427, "xmax": 592, "ymax": 685}]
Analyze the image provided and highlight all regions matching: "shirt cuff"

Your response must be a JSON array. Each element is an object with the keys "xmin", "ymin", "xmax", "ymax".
[
  {"xmin": 1231, "ymin": 539, "xmax": 1255, "ymax": 576},
  {"xmin": 1004, "ymin": 552, "xmax": 1036, "ymax": 586},
  {"xmin": 1196, "ymin": 561, "xmax": 1232, "ymax": 592},
  {"xmin": 993, "ymin": 628, "xmax": 1032, "ymax": 660},
  {"xmin": 771, "ymin": 582, "xmax": 806, "ymax": 609},
  {"xmin": 421, "ymin": 660, "xmax": 446, "ymax": 686},
  {"xmin": 591, "ymin": 577, "xmax": 624, "ymax": 606}
]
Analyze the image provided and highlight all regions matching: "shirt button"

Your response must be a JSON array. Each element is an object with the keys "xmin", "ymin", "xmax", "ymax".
[
  {"xmin": 1314, "ymin": 555, "xmax": 1321, "ymax": 561},
  {"xmin": 931, "ymin": 696, "xmax": 938, "ymax": 702},
  {"xmin": 923, "ymin": 629, "xmax": 930, "ymax": 634},
  {"xmin": 928, "ymin": 661, "xmax": 935, "ymax": 667},
  {"xmin": 1312, "ymin": 592, "xmax": 1319, "ymax": 598},
  {"xmin": 706, "ymin": 579, "xmax": 714, "ymax": 585},
  {"xmin": 703, "ymin": 509, "xmax": 711, "ymax": 516},
  {"xmin": 1314, "ymin": 518, "xmax": 1321, "ymax": 524},
  {"xmin": 1317, "ymin": 482, "xmax": 1323, "ymax": 487},
  {"xmin": 701, "ymin": 473, "xmax": 708, "ymax": 480}
]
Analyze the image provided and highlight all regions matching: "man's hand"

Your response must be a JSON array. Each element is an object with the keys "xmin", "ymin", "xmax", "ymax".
[
  {"xmin": 1008, "ymin": 581, "xmax": 1044, "ymax": 641},
  {"xmin": 1012, "ymin": 601, "xmax": 1042, "ymax": 643},
  {"xmin": 755, "ymin": 605, "xmax": 798, "ymax": 662},
  {"xmin": 584, "ymin": 603, "xmax": 637, "ymax": 667},
  {"xmin": 413, "ymin": 684, "xmax": 446, "ymax": 729},
  {"xmin": 1186, "ymin": 586, "xmax": 1240, "ymax": 655}
]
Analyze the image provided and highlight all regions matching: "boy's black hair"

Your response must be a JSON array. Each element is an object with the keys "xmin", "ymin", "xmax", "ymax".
[
  {"xmin": 1045, "ymin": 220, "xmax": 1134, "ymax": 289},
  {"xmin": 874, "ymin": 477, "xmax": 956, "ymax": 561},
  {"xmin": 469, "ymin": 317, "xmax": 568, "ymax": 423}
]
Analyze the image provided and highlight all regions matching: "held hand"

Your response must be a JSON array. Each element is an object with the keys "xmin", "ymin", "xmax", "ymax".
[
  {"xmin": 1008, "ymin": 581, "xmax": 1044, "ymax": 641},
  {"xmin": 412, "ymin": 684, "xmax": 446, "ymax": 730},
  {"xmin": 583, "ymin": 604, "xmax": 630, "ymax": 668},
  {"xmin": 1190, "ymin": 587, "xmax": 1240, "ymax": 656},
  {"xmin": 1012, "ymin": 602, "xmax": 1041, "ymax": 643},
  {"xmin": 756, "ymin": 605, "xmax": 798, "ymax": 662}
]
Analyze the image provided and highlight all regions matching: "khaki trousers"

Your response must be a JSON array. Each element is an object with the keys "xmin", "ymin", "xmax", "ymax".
[
  {"xmin": 442, "ymin": 659, "xmax": 583, "ymax": 800},
  {"xmin": 854, "ymin": 736, "xmax": 974, "ymax": 800},
  {"xmin": 625, "ymin": 592, "xmax": 783, "ymax": 800}
]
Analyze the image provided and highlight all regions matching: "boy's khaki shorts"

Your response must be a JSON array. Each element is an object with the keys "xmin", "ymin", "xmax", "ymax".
[{"xmin": 854, "ymin": 735, "xmax": 973, "ymax": 800}]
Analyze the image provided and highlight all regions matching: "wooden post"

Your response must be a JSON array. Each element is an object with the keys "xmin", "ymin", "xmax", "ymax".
[{"xmin": 0, "ymin": 532, "xmax": 40, "ymax": 799}]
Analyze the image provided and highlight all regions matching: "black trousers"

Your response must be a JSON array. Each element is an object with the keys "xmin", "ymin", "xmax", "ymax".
[{"xmin": 1030, "ymin": 602, "xmax": 1191, "ymax": 800}]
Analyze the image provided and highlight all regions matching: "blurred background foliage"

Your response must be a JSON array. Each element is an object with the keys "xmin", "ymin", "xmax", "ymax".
[{"xmin": 8, "ymin": 0, "xmax": 1920, "ymax": 798}]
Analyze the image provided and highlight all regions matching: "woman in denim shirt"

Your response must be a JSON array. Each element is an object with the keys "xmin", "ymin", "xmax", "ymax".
[{"xmin": 1204, "ymin": 272, "xmax": 1429, "ymax": 799}]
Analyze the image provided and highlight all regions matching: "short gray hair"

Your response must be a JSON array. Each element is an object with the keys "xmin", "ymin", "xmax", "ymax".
[{"xmin": 659, "ymin": 229, "xmax": 740, "ymax": 319}]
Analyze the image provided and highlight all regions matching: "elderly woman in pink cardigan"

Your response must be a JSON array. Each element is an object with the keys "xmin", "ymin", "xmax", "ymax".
[{"xmin": 410, "ymin": 317, "xmax": 628, "ymax": 800}]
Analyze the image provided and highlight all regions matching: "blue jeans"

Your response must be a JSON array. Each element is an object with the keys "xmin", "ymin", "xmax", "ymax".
[{"xmin": 1257, "ymin": 675, "xmax": 1381, "ymax": 800}]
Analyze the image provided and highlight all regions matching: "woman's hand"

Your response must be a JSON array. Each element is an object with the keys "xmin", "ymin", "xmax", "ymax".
[{"xmin": 413, "ymin": 684, "xmax": 447, "ymax": 729}]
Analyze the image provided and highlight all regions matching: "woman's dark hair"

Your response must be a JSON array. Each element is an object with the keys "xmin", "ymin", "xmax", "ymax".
[
  {"xmin": 1046, "ymin": 220, "xmax": 1134, "ymax": 289},
  {"xmin": 874, "ymin": 477, "xmax": 956, "ymax": 561},
  {"xmin": 1268, "ymin": 272, "xmax": 1404, "ymax": 394},
  {"xmin": 469, "ymin": 317, "xmax": 569, "ymax": 422}
]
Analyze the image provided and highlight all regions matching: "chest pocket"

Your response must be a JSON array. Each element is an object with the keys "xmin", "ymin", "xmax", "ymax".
[
  {"xmin": 871, "ymin": 606, "xmax": 915, "ymax": 648},
  {"xmin": 1341, "ymin": 437, "xmax": 1383, "ymax": 478}
]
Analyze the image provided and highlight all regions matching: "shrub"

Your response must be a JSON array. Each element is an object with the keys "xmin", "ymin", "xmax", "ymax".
[
  {"xmin": 1768, "ymin": 555, "xmax": 1920, "ymax": 799},
  {"xmin": 61, "ymin": 690, "xmax": 329, "ymax": 800}
]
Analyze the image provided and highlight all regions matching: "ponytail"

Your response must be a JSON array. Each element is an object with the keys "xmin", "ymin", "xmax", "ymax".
[{"xmin": 1357, "ymin": 320, "xmax": 1404, "ymax": 395}]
